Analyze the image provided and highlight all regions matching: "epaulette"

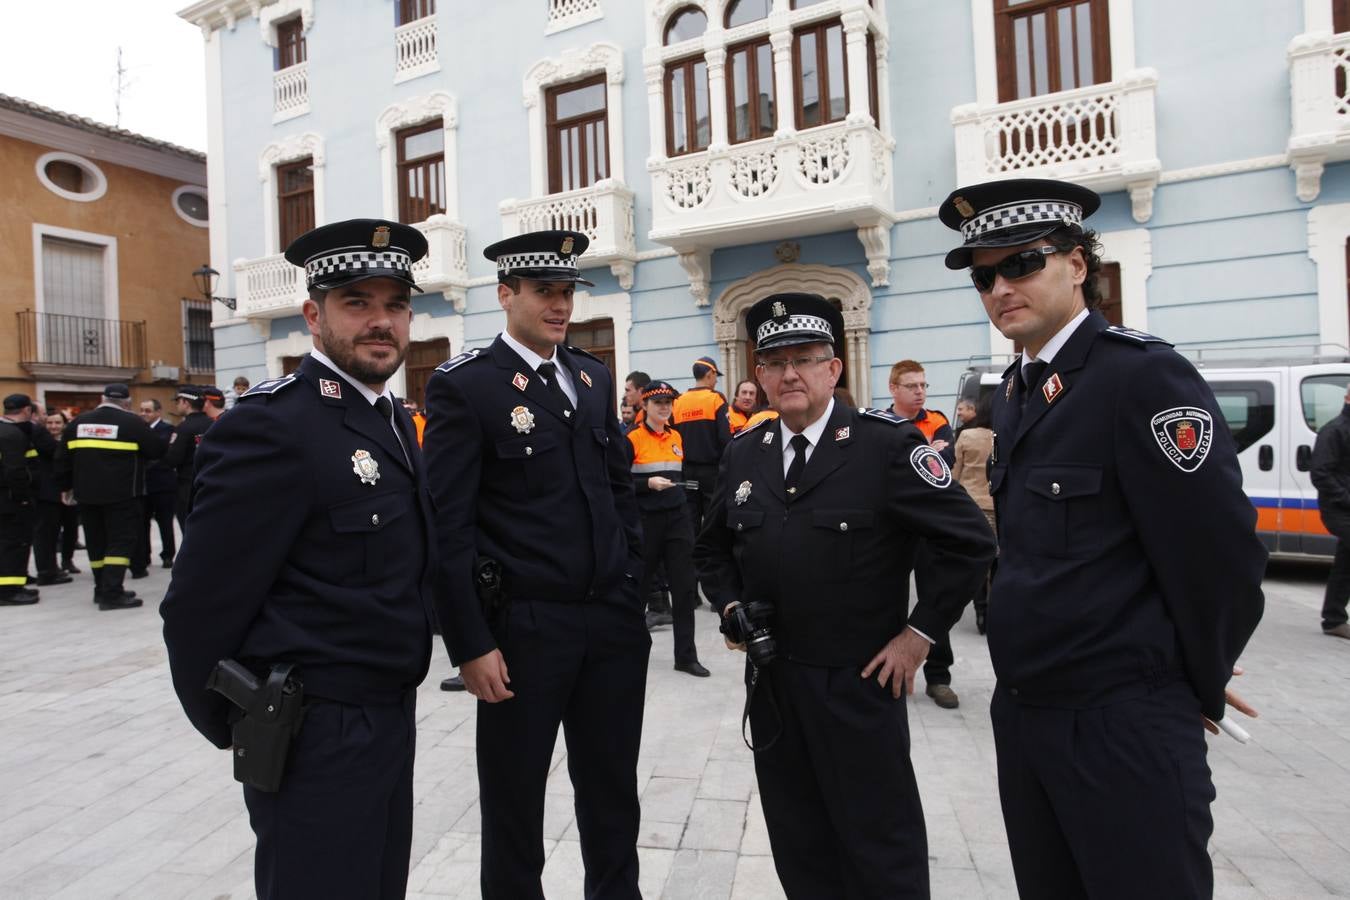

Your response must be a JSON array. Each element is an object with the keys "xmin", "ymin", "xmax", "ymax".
[
  {"xmin": 436, "ymin": 348, "xmax": 487, "ymax": 374},
  {"xmin": 240, "ymin": 374, "xmax": 298, "ymax": 400},
  {"xmin": 733, "ymin": 416, "xmax": 772, "ymax": 439},
  {"xmin": 565, "ymin": 344, "xmax": 605, "ymax": 366},
  {"xmin": 859, "ymin": 407, "xmax": 909, "ymax": 426},
  {"xmin": 1102, "ymin": 325, "xmax": 1172, "ymax": 347}
]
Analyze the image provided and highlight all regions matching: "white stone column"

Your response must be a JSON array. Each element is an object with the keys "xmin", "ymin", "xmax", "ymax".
[
  {"xmin": 770, "ymin": 29, "xmax": 795, "ymax": 136},
  {"xmin": 644, "ymin": 61, "xmax": 667, "ymax": 160},
  {"xmin": 842, "ymin": 9, "xmax": 871, "ymax": 123},
  {"xmin": 706, "ymin": 47, "xmax": 729, "ymax": 149}
]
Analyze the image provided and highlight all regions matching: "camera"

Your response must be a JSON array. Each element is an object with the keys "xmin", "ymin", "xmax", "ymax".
[{"xmin": 720, "ymin": 600, "xmax": 778, "ymax": 667}]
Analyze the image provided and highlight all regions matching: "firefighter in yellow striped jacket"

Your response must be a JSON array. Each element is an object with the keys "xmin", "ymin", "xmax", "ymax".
[
  {"xmin": 626, "ymin": 380, "xmax": 709, "ymax": 677},
  {"xmin": 55, "ymin": 383, "xmax": 162, "ymax": 610}
]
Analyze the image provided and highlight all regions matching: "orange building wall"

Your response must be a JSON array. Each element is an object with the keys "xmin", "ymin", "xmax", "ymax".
[{"xmin": 0, "ymin": 133, "xmax": 209, "ymax": 412}]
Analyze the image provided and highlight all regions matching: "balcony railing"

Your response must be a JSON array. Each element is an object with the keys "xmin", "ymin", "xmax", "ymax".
[
  {"xmin": 411, "ymin": 215, "xmax": 469, "ymax": 311},
  {"xmin": 17, "ymin": 310, "xmax": 146, "ymax": 380},
  {"xmin": 951, "ymin": 69, "xmax": 1161, "ymax": 222},
  {"xmin": 500, "ymin": 180, "xmax": 637, "ymax": 289},
  {"xmin": 273, "ymin": 62, "xmax": 309, "ymax": 122},
  {"xmin": 1288, "ymin": 30, "xmax": 1350, "ymax": 201},
  {"xmin": 546, "ymin": 0, "xmax": 602, "ymax": 34},
  {"xmin": 394, "ymin": 15, "xmax": 438, "ymax": 83}
]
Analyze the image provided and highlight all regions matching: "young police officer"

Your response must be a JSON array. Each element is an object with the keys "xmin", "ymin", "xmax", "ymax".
[
  {"xmin": 940, "ymin": 178, "xmax": 1265, "ymax": 898},
  {"xmin": 423, "ymin": 230, "xmax": 647, "ymax": 899},
  {"xmin": 695, "ymin": 293, "xmax": 995, "ymax": 899},
  {"xmin": 162, "ymin": 220, "xmax": 434, "ymax": 900}
]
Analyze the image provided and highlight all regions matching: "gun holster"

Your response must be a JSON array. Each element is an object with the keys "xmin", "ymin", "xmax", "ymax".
[{"xmin": 206, "ymin": 660, "xmax": 306, "ymax": 793}]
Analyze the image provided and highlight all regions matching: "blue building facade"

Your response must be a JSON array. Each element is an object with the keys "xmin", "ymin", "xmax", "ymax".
[{"xmin": 179, "ymin": 0, "xmax": 1350, "ymax": 411}]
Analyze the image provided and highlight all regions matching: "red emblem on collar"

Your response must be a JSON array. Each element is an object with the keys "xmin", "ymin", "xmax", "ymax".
[
  {"xmin": 1042, "ymin": 373, "xmax": 1064, "ymax": 405},
  {"xmin": 579, "ymin": 370, "xmax": 592, "ymax": 388},
  {"xmin": 512, "ymin": 372, "xmax": 529, "ymax": 392},
  {"xmin": 319, "ymin": 379, "xmax": 342, "ymax": 399}
]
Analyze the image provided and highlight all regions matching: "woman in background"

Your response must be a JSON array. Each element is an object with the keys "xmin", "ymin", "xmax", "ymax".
[{"xmin": 952, "ymin": 393, "xmax": 996, "ymax": 633}]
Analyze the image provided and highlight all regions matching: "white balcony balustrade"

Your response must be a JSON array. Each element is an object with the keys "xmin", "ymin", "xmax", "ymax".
[
  {"xmin": 951, "ymin": 69, "xmax": 1161, "ymax": 222},
  {"xmin": 1288, "ymin": 30, "xmax": 1350, "ymax": 201},
  {"xmin": 499, "ymin": 180, "xmax": 637, "ymax": 289},
  {"xmin": 411, "ymin": 215, "xmax": 469, "ymax": 311},
  {"xmin": 273, "ymin": 62, "xmax": 309, "ymax": 123},
  {"xmin": 394, "ymin": 15, "xmax": 439, "ymax": 83},
  {"xmin": 546, "ymin": 0, "xmax": 603, "ymax": 35}
]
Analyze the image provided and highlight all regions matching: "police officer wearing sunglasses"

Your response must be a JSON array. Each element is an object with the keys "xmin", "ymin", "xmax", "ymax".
[{"xmin": 940, "ymin": 178, "xmax": 1266, "ymax": 898}]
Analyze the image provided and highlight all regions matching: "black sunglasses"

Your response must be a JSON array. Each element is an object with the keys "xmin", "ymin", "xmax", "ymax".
[{"xmin": 969, "ymin": 246, "xmax": 1061, "ymax": 293}]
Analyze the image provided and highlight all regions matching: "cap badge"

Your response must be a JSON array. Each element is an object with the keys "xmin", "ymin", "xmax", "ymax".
[
  {"xmin": 954, "ymin": 196, "xmax": 975, "ymax": 218},
  {"xmin": 835, "ymin": 427, "xmax": 850, "ymax": 441},
  {"xmin": 372, "ymin": 226, "xmax": 391, "ymax": 248},
  {"xmin": 512, "ymin": 372, "xmax": 529, "ymax": 392},
  {"xmin": 351, "ymin": 449, "xmax": 380, "ymax": 485},
  {"xmin": 735, "ymin": 480, "xmax": 752, "ymax": 505},
  {"xmin": 510, "ymin": 405, "xmax": 536, "ymax": 434},
  {"xmin": 320, "ymin": 379, "xmax": 342, "ymax": 399},
  {"xmin": 560, "ymin": 236, "xmax": 574, "ymax": 256},
  {"xmin": 771, "ymin": 300, "xmax": 787, "ymax": 319},
  {"xmin": 1042, "ymin": 373, "xmax": 1064, "ymax": 405},
  {"xmin": 579, "ymin": 370, "xmax": 592, "ymax": 388}
]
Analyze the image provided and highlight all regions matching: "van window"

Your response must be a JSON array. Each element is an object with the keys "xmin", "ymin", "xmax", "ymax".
[
  {"xmin": 1301, "ymin": 375, "xmax": 1350, "ymax": 432},
  {"xmin": 1209, "ymin": 381, "xmax": 1274, "ymax": 454}
]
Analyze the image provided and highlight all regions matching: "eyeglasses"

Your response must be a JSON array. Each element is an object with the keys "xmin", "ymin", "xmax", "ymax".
[
  {"xmin": 757, "ymin": 355, "xmax": 833, "ymax": 375},
  {"xmin": 894, "ymin": 382, "xmax": 928, "ymax": 392},
  {"xmin": 969, "ymin": 246, "xmax": 1061, "ymax": 293}
]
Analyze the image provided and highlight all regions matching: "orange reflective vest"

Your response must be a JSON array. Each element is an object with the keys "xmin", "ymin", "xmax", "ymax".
[
  {"xmin": 745, "ymin": 409, "xmax": 780, "ymax": 430},
  {"xmin": 671, "ymin": 387, "xmax": 730, "ymax": 464},
  {"xmin": 911, "ymin": 408, "xmax": 950, "ymax": 444},
  {"xmin": 627, "ymin": 422, "xmax": 685, "ymax": 511},
  {"xmin": 728, "ymin": 407, "xmax": 749, "ymax": 434}
]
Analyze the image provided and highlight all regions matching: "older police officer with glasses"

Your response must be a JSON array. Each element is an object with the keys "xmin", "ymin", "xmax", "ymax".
[
  {"xmin": 941, "ymin": 178, "xmax": 1265, "ymax": 898},
  {"xmin": 695, "ymin": 292, "xmax": 995, "ymax": 899}
]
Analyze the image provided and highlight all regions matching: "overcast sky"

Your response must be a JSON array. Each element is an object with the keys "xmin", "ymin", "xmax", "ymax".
[{"xmin": 0, "ymin": 0, "xmax": 206, "ymax": 151}]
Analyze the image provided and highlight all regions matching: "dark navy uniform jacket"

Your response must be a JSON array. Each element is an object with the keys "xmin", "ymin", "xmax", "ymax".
[
  {"xmin": 161, "ymin": 355, "xmax": 434, "ymax": 748},
  {"xmin": 144, "ymin": 419, "xmax": 177, "ymax": 494},
  {"xmin": 423, "ymin": 336, "xmax": 643, "ymax": 666},
  {"xmin": 694, "ymin": 401, "xmax": 997, "ymax": 666},
  {"xmin": 988, "ymin": 311, "xmax": 1265, "ymax": 722},
  {"xmin": 164, "ymin": 411, "xmax": 211, "ymax": 486}
]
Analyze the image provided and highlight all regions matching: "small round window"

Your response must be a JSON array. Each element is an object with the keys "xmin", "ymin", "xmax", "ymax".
[
  {"xmin": 172, "ymin": 185, "xmax": 209, "ymax": 227},
  {"xmin": 35, "ymin": 152, "xmax": 107, "ymax": 202}
]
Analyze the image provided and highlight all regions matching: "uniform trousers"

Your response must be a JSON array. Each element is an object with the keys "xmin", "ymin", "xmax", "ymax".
[
  {"xmin": 750, "ymin": 658, "xmax": 929, "ymax": 899},
  {"xmin": 683, "ymin": 462, "xmax": 718, "ymax": 532},
  {"xmin": 175, "ymin": 480, "xmax": 192, "ymax": 529},
  {"xmin": 990, "ymin": 680, "xmax": 1216, "ymax": 899},
  {"xmin": 1320, "ymin": 509, "xmax": 1350, "ymax": 629},
  {"xmin": 244, "ymin": 693, "xmax": 416, "ymax": 900},
  {"xmin": 133, "ymin": 490, "xmax": 177, "ymax": 572},
  {"xmin": 0, "ymin": 506, "xmax": 35, "ymax": 594},
  {"xmin": 81, "ymin": 499, "xmax": 141, "ymax": 597},
  {"xmin": 638, "ymin": 505, "xmax": 699, "ymax": 665},
  {"xmin": 477, "ymin": 597, "xmax": 650, "ymax": 900},
  {"xmin": 33, "ymin": 501, "xmax": 79, "ymax": 575}
]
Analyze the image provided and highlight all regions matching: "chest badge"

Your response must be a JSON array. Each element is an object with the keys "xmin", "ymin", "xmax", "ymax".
[
  {"xmin": 351, "ymin": 449, "xmax": 380, "ymax": 485},
  {"xmin": 579, "ymin": 370, "xmax": 592, "ymax": 388},
  {"xmin": 673, "ymin": 445, "xmax": 683, "ymax": 457},
  {"xmin": 1042, "ymin": 373, "xmax": 1065, "ymax": 405},
  {"xmin": 511, "ymin": 405, "xmax": 536, "ymax": 434},
  {"xmin": 512, "ymin": 372, "xmax": 529, "ymax": 392},
  {"xmin": 835, "ymin": 427, "xmax": 850, "ymax": 441},
  {"xmin": 320, "ymin": 379, "xmax": 342, "ymax": 399},
  {"xmin": 761, "ymin": 430, "xmax": 774, "ymax": 445},
  {"xmin": 735, "ymin": 480, "xmax": 752, "ymax": 505}
]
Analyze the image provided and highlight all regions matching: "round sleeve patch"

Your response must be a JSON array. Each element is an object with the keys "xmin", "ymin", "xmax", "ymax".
[
  {"xmin": 910, "ymin": 444, "xmax": 952, "ymax": 488},
  {"xmin": 1150, "ymin": 407, "xmax": 1213, "ymax": 472}
]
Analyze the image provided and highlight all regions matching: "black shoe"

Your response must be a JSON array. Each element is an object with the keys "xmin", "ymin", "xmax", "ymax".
[
  {"xmin": 62, "ymin": 561, "xmax": 80, "ymax": 574},
  {"xmin": 130, "ymin": 569, "xmax": 149, "ymax": 579},
  {"xmin": 440, "ymin": 675, "xmax": 466, "ymax": 692},
  {"xmin": 0, "ymin": 590, "xmax": 39, "ymax": 606},
  {"xmin": 97, "ymin": 592, "xmax": 143, "ymax": 610},
  {"xmin": 74, "ymin": 542, "xmax": 85, "ymax": 550},
  {"xmin": 975, "ymin": 609, "xmax": 987, "ymax": 635},
  {"xmin": 645, "ymin": 611, "xmax": 674, "ymax": 630},
  {"xmin": 161, "ymin": 558, "xmax": 173, "ymax": 569},
  {"xmin": 36, "ymin": 572, "xmax": 73, "ymax": 586},
  {"xmin": 926, "ymin": 684, "xmax": 960, "ymax": 709},
  {"xmin": 26, "ymin": 575, "xmax": 36, "ymax": 585},
  {"xmin": 674, "ymin": 660, "xmax": 711, "ymax": 677}
]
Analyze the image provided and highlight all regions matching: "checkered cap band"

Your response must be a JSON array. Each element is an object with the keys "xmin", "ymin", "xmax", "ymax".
[
  {"xmin": 961, "ymin": 199, "xmax": 1083, "ymax": 241},
  {"xmin": 755, "ymin": 313, "xmax": 834, "ymax": 346},
  {"xmin": 305, "ymin": 248, "xmax": 413, "ymax": 283},
  {"xmin": 497, "ymin": 251, "xmax": 579, "ymax": 275}
]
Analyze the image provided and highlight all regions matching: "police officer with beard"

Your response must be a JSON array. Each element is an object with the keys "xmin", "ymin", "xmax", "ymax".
[{"xmin": 162, "ymin": 219, "xmax": 435, "ymax": 900}]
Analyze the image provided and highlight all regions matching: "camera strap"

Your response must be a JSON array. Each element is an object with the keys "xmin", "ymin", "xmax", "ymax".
[{"xmin": 741, "ymin": 665, "xmax": 783, "ymax": 753}]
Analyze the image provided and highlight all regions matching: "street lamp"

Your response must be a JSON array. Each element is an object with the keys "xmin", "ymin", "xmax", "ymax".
[{"xmin": 192, "ymin": 264, "xmax": 236, "ymax": 311}]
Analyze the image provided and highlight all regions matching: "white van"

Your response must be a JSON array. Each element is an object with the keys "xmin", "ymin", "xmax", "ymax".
[{"xmin": 957, "ymin": 348, "xmax": 1350, "ymax": 561}]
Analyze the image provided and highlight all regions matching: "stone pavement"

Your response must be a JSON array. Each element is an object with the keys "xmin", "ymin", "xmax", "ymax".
[{"xmin": 1, "ymin": 559, "xmax": 1348, "ymax": 899}]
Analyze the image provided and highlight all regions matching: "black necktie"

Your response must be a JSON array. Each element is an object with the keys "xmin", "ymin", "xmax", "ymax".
[
  {"xmin": 1020, "ymin": 361, "xmax": 1048, "ymax": 412},
  {"xmin": 537, "ymin": 362, "xmax": 575, "ymax": 419},
  {"xmin": 785, "ymin": 434, "xmax": 810, "ymax": 497},
  {"xmin": 374, "ymin": 396, "xmax": 410, "ymax": 465}
]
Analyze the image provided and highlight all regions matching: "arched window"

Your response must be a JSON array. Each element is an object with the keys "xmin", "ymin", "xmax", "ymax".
[
  {"xmin": 724, "ymin": 0, "xmax": 770, "ymax": 28},
  {"xmin": 664, "ymin": 5, "xmax": 707, "ymax": 44}
]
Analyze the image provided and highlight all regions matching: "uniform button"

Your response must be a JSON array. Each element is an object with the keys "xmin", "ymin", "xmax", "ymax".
[
  {"xmin": 1010, "ymin": 687, "xmax": 1020, "ymax": 696},
  {"xmin": 1051, "ymin": 482, "xmax": 1061, "ymax": 496},
  {"xmin": 736, "ymin": 523, "xmax": 744, "ymax": 531},
  {"xmin": 525, "ymin": 447, "xmax": 533, "ymax": 456},
  {"xmin": 371, "ymin": 514, "xmax": 380, "ymax": 526},
  {"xmin": 839, "ymin": 522, "xmax": 848, "ymax": 532}
]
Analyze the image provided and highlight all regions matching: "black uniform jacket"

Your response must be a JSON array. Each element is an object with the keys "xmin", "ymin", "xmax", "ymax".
[
  {"xmin": 987, "ymin": 312, "xmax": 1265, "ymax": 722},
  {"xmin": 0, "ymin": 419, "xmax": 33, "ymax": 510},
  {"xmin": 144, "ymin": 419, "xmax": 177, "ymax": 494},
  {"xmin": 1311, "ymin": 403, "xmax": 1350, "ymax": 515},
  {"xmin": 423, "ymin": 336, "xmax": 643, "ymax": 666},
  {"xmin": 164, "ymin": 412, "xmax": 212, "ymax": 484},
  {"xmin": 31, "ymin": 427, "xmax": 63, "ymax": 504},
  {"xmin": 694, "ymin": 402, "xmax": 997, "ymax": 666},
  {"xmin": 55, "ymin": 406, "xmax": 162, "ymax": 504},
  {"xmin": 161, "ymin": 355, "xmax": 434, "ymax": 748}
]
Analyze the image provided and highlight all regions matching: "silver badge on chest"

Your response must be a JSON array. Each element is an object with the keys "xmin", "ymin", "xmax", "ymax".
[
  {"xmin": 511, "ymin": 405, "xmax": 536, "ymax": 434},
  {"xmin": 351, "ymin": 449, "xmax": 380, "ymax": 485},
  {"xmin": 734, "ymin": 480, "xmax": 752, "ymax": 505}
]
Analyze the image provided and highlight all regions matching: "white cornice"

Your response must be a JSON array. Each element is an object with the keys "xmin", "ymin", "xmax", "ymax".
[
  {"xmin": 0, "ymin": 108, "xmax": 205, "ymax": 183},
  {"xmin": 178, "ymin": 0, "xmax": 261, "ymax": 33}
]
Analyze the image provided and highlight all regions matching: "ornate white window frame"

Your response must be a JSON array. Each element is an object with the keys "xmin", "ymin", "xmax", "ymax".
[
  {"xmin": 376, "ymin": 92, "xmax": 460, "ymax": 221},
  {"xmin": 1302, "ymin": 0, "xmax": 1332, "ymax": 32},
  {"xmin": 32, "ymin": 223, "xmax": 120, "ymax": 321},
  {"xmin": 258, "ymin": 132, "xmax": 325, "ymax": 255},
  {"xmin": 970, "ymin": 0, "xmax": 1136, "ymax": 107},
  {"xmin": 35, "ymin": 151, "xmax": 108, "ymax": 203},
  {"xmin": 986, "ymin": 226, "xmax": 1153, "ymax": 357},
  {"xmin": 264, "ymin": 328, "xmax": 314, "ymax": 379},
  {"xmin": 572, "ymin": 289, "xmax": 633, "ymax": 412},
  {"xmin": 387, "ymin": 311, "xmax": 467, "ymax": 399},
  {"xmin": 522, "ymin": 42, "xmax": 626, "ymax": 197},
  {"xmin": 1308, "ymin": 203, "xmax": 1350, "ymax": 348},
  {"xmin": 713, "ymin": 263, "xmax": 872, "ymax": 398},
  {"xmin": 258, "ymin": 0, "xmax": 313, "ymax": 45}
]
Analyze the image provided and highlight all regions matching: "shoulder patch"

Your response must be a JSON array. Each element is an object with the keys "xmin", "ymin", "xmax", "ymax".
[
  {"xmin": 859, "ymin": 407, "xmax": 909, "ymax": 426},
  {"xmin": 240, "ymin": 375, "xmax": 298, "ymax": 399},
  {"xmin": 1103, "ymin": 325, "xmax": 1173, "ymax": 347},
  {"xmin": 733, "ymin": 416, "xmax": 772, "ymax": 439},
  {"xmin": 910, "ymin": 444, "xmax": 953, "ymax": 488},
  {"xmin": 436, "ymin": 348, "xmax": 486, "ymax": 374}
]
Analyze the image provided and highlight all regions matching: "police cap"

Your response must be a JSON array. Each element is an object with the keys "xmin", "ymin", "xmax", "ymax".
[
  {"xmin": 103, "ymin": 383, "xmax": 131, "ymax": 400},
  {"xmin": 175, "ymin": 385, "xmax": 203, "ymax": 402},
  {"xmin": 692, "ymin": 355, "xmax": 722, "ymax": 378},
  {"xmin": 2, "ymin": 393, "xmax": 31, "ymax": 412},
  {"xmin": 939, "ymin": 178, "xmax": 1100, "ymax": 270},
  {"xmin": 641, "ymin": 380, "xmax": 679, "ymax": 402},
  {"xmin": 483, "ymin": 229, "xmax": 594, "ymax": 287},
  {"xmin": 284, "ymin": 219, "xmax": 428, "ymax": 293},
  {"xmin": 746, "ymin": 293, "xmax": 844, "ymax": 354},
  {"xmin": 201, "ymin": 386, "xmax": 226, "ymax": 406}
]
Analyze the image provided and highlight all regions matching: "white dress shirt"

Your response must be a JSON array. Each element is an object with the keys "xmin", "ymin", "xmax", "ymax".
[
  {"xmin": 309, "ymin": 348, "xmax": 409, "ymax": 461},
  {"xmin": 780, "ymin": 398, "xmax": 835, "ymax": 476},
  {"xmin": 500, "ymin": 330, "xmax": 578, "ymax": 407},
  {"xmin": 1020, "ymin": 307, "xmax": 1090, "ymax": 375}
]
